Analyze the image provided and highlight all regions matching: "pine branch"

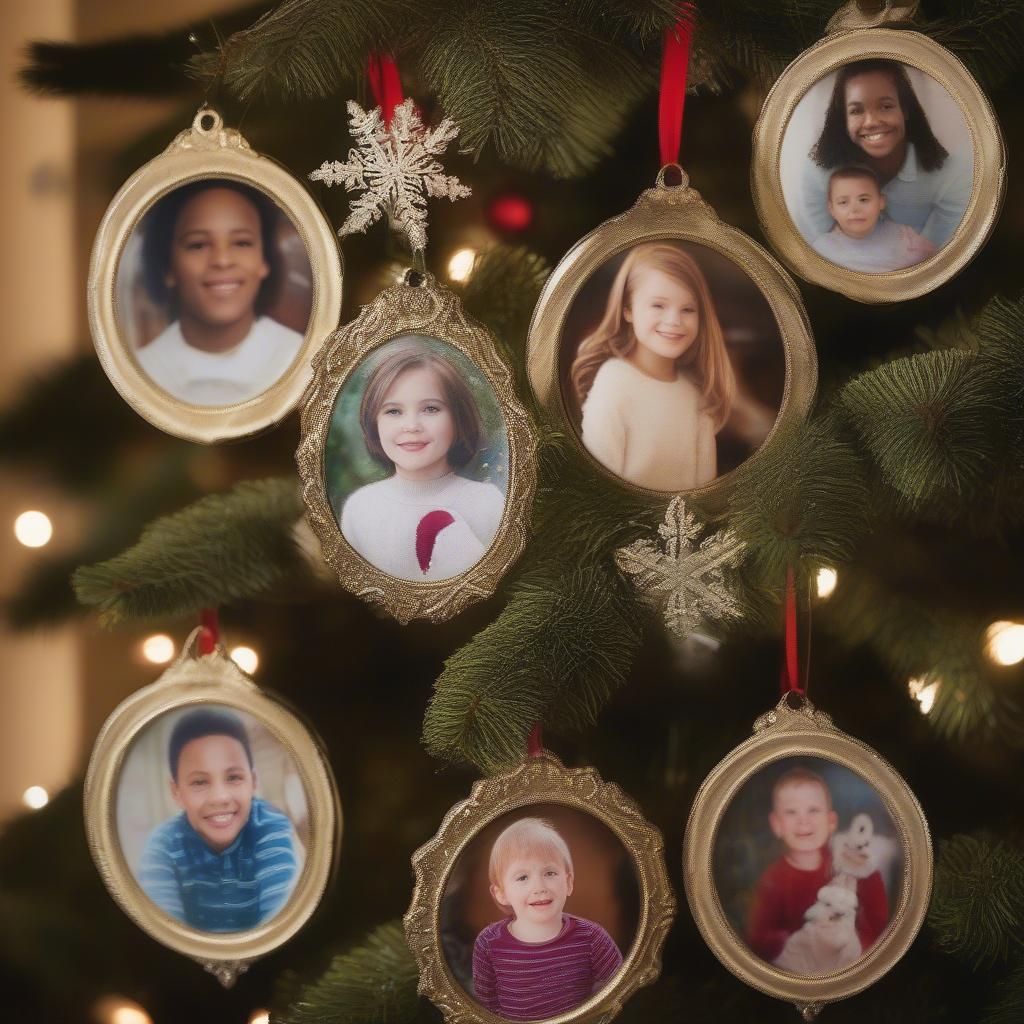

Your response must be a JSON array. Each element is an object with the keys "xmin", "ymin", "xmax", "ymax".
[
  {"xmin": 191, "ymin": 0, "xmax": 408, "ymax": 101},
  {"xmin": 726, "ymin": 419, "xmax": 872, "ymax": 586},
  {"xmin": 276, "ymin": 920, "xmax": 428, "ymax": 1024},
  {"xmin": 924, "ymin": 0, "xmax": 1024, "ymax": 91},
  {"xmin": 930, "ymin": 834, "xmax": 1024, "ymax": 968},
  {"xmin": 412, "ymin": 0, "xmax": 656, "ymax": 176},
  {"xmin": 564, "ymin": 1, "xmax": 681, "ymax": 41},
  {"xmin": 983, "ymin": 957, "xmax": 1024, "ymax": 1024},
  {"xmin": 423, "ymin": 563, "xmax": 643, "ymax": 773},
  {"xmin": 72, "ymin": 479, "xmax": 308, "ymax": 626},
  {"xmin": 839, "ymin": 348, "xmax": 1002, "ymax": 516}
]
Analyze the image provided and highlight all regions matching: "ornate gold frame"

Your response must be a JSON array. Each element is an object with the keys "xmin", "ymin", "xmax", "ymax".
[
  {"xmin": 296, "ymin": 271, "xmax": 537, "ymax": 623},
  {"xmin": 88, "ymin": 108, "xmax": 343, "ymax": 443},
  {"xmin": 405, "ymin": 751, "xmax": 675, "ymax": 1024},
  {"xmin": 683, "ymin": 695, "xmax": 932, "ymax": 1019},
  {"xmin": 526, "ymin": 166, "xmax": 817, "ymax": 507},
  {"xmin": 751, "ymin": 1, "xmax": 1006, "ymax": 303},
  {"xmin": 83, "ymin": 632, "xmax": 340, "ymax": 986}
]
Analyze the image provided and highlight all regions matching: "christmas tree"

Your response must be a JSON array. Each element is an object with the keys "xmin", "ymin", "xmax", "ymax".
[{"xmin": 3, "ymin": 1, "xmax": 1024, "ymax": 1022}]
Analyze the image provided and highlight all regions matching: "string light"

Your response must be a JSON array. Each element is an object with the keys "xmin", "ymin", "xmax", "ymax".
[
  {"xmin": 488, "ymin": 192, "xmax": 534, "ymax": 232},
  {"xmin": 13, "ymin": 510, "xmax": 53, "ymax": 548},
  {"xmin": 815, "ymin": 566, "xmax": 838, "ymax": 600},
  {"xmin": 907, "ymin": 676, "xmax": 940, "ymax": 715},
  {"xmin": 22, "ymin": 785, "xmax": 49, "ymax": 810},
  {"xmin": 140, "ymin": 634, "xmax": 175, "ymax": 665},
  {"xmin": 231, "ymin": 646, "xmax": 259, "ymax": 674},
  {"xmin": 984, "ymin": 620, "xmax": 1024, "ymax": 667},
  {"xmin": 247, "ymin": 1012, "xmax": 271, "ymax": 1024},
  {"xmin": 92, "ymin": 997, "xmax": 152, "ymax": 1024},
  {"xmin": 447, "ymin": 247, "xmax": 476, "ymax": 282}
]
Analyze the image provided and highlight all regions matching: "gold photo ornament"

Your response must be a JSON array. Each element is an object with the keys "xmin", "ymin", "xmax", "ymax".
[
  {"xmin": 527, "ymin": 165, "xmax": 817, "ymax": 507},
  {"xmin": 684, "ymin": 693, "xmax": 932, "ymax": 1019},
  {"xmin": 83, "ymin": 630, "xmax": 341, "ymax": 986},
  {"xmin": 405, "ymin": 751, "xmax": 675, "ymax": 1024},
  {"xmin": 751, "ymin": 0, "xmax": 1006, "ymax": 302},
  {"xmin": 297, "ymin": 270, "xmax": 537, "ymax": 624},
  {"xmin": 88, "ymin": 107, "xmax": 343, "ymax": 442}
]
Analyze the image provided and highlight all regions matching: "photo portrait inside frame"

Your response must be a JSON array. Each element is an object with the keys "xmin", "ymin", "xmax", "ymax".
[
  {"xmin": 115, "ymin": 702, "xmax": 311, "ymax": 934},
  {"xmin": 780, "ymin": 58, "xmax": 974, "ymax": 274},
  {"xmin": 438, "ymin": 804, "xmax": 640, "ymax": 1023},
  {"xmin": 115, "ymin": 177, "xmax": 314, "ymax": 407},
  {"xmin": 558, "ymin": 240, "xmax": 786, "ymax": 493},
  {"xmin": 325, "ymin": 334, "xmax": 510, "ymax": 583},
  {"xmin": 711, "ymin": 755, "xmax": 904, "ymax": 978}
]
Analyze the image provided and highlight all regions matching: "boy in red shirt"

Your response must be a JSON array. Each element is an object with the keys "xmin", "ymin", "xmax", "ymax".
[{"xmin": 746, "ymin": 767, "xmax": 889, "ymax": 968}]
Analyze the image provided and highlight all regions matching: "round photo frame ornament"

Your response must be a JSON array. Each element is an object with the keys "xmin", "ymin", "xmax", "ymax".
[
  {"xmin": 751, "ymin": 0, "xmax": 1006, "ymax": 303},
  {"xmin": 405, "ymin": 750, "xmax": 675, "ymax": 1024},
  {"xmin": 527, "ymin": 166, "xmax": 817, "ymax": 506},
  {"xmin": 683, "ymin": 694, "xmax": 932, "ymax": 1020},
  {"xmin": 88, "ymin": 107, "xmax": 343, "ymax": 443},
  {"xmin": 83, "ymin": 629, "xmax": 340, "ymax": 986},
  {"xmin": 296, "ymin": 270, "xmax": 537, "ymax": 624}
]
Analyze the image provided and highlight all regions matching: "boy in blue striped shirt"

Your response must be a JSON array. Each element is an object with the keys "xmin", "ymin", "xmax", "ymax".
[{"xmin": 137, "ymin": 707, "xmax": 298, "ymax": 932}]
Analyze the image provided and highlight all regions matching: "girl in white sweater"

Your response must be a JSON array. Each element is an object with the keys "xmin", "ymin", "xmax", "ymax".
[
  {"xmin": 570, "ymin": 243, "xmax": 736, "ymax": 491},
  {"xmin": 340, "ymin": 341, "xmax": 505, "ymax": 581}
]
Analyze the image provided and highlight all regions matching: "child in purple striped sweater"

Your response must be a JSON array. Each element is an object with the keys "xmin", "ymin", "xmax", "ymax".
[{"xmin": 472, "ymin": 818, "xmax": 623, "ymax": 1021}]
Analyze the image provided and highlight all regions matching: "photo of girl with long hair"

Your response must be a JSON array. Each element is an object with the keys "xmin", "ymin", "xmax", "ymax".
[
  {"xmin": 562, "ymin": 241, "xmax": 785, "ymax": 492},
  {"xmin": 781, "ymin": 59, "xmax": 973, "ymax": 273},
  {"xmin": 116, "ymin": 178, "xmax": 314, "ymax": 406}
]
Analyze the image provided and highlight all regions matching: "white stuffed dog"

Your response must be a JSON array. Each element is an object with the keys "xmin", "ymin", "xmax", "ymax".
[{"xmin": 774, "ymin": 881, "xmax": 862, "ymax": 975}]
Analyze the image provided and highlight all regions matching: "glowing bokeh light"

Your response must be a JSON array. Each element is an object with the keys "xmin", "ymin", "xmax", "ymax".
[
  {"xmin": 447, "ymin": 247, "xmax": 477, "ymax": 283},
  {"xmin": 907, "ymin": 676, "xmax": 940, "ymax": 715},
  {"xmin": 815, "ymin": 566, "xmax": 838, "ymax": 600},
  {"xmin": 140, "ymin": 634, "xmax": 175, "ymax": 665},
  {"xmin": 984, "ymin": 620, "xmax": 1024, "ymax": 667},
  {"xmin": 14, "ymin": 510, "xmax": 53, "ymax": 548},
  {"xmin": 248, "ymin": 1012, "xmax": 271, "ymax": 1024},
  {"xmin": 22, "ymin": 785, "xmax": 49, "ymax": 810},
  {"xmin": 93, "ymin": 997, "xmax": 153, "ymax": 1024},
  {"xmin": 231, "ymin": 646, "xmax": 259, "ymax": 674}
]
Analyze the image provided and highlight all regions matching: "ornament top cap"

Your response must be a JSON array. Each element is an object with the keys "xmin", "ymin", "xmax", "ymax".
[{"xmin": 826, "ymin": 0, "xmax": 919, "ymax": 35}]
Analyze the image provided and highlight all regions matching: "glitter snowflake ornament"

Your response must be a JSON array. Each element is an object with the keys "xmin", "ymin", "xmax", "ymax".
[
  {"xmin": 310, "ymin": 98, "xmax": 471, "ymax": 253},
  {"xmin": 615, "ymin": 497, "xmax": 747, "ymax": 639}
]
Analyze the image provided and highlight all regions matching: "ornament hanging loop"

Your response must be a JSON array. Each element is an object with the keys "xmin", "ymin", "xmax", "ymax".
[
  {"xmin": 656, "ymin": 163, "xmax": 689, "ymax": 191},
  {"xmin": 827, "ymin": 0, "xmax": 918, "ymax": 34},
  {"xmin": 192, "ymin": 106, "xmax": 224, "ymax": 137}
]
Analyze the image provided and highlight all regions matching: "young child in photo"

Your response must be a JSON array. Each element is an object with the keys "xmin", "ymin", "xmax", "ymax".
[
  {"xmin": 746, "ymin": 767, "xmax": 889, "ymax": 971},
  {"xmin": 570, "ymin": 242, "xmax": 736, "ymax": 492},
  {"xmin": 472, "ymin": 817, "xmax": 623, "ymax": 1022},
  {"xmin": 340, "ymin": 340, "xmax": 504, "ymax": 582},
  {"xmin": 135, "ymin": 178, "xmax": 304, "ymax": 406},
  {"xmin": 137, "ymin": 708, "xmax": 298, "ymax": 933},
  {"xmin": 811, "ymin": 166, "xmax": 936, "ymax": 272}
]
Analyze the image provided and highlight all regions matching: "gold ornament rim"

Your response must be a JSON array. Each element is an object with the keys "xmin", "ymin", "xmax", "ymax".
[
  {"xmin": 751, "ymin": 27, "xmax": 1006, "ymax": 304},
  {"xmin": 296, "ymin": 271, "xmax": 537, "ymax": 624},
  {"xmin": 526, "ymin": 172, "xmax": 817, "ymax": 508},
  {"xmin": 404, "ymin": 751, "xmax": 676, "ymax": 1024},
  {"xmin": 87, "ymin": 107, "xmax": 344, "ymax": 443},
  {"xmin": 683, "ymin": 695, "xmax": 933, "ymax": 1009},
  {"xmin": 82, "ymin": 636, "xmax": 341, "ymax": 978}
]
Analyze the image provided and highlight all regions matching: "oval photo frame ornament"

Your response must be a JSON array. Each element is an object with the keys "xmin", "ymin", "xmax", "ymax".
[
  {"xmin": 405, "ymin": 751, "xmax": 675, "ymax": 1024},
  {"xmin": 88, "ymin": 108, "xmax": 344, "ymax": 443},
  {"xmin": 83, "ymin": 634, "xmax": 341, "ymax": 985},
  {"xmin": 297, "ymin": 271, "xmax": 536, "ymax": 624},
  {"xmin": 683, "ymin": 695, "xmax": 932, "ymax": 1019},
  {"xmin": 751, "ymin": 6, "xmax": 1006, "ymax": 303},
  {"xmin": 527, "ymin": 167, "xmax": 817, "ymax": 506}
]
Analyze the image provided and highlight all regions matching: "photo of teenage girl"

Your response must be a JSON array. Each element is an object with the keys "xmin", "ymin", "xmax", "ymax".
[{"xmin": 117, "ymin": 178, "xmax": 314, "ymax": 406}]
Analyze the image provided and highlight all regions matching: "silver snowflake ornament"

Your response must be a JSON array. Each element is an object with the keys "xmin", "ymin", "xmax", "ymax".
[
  {"xmin": 615, "ymin": 496, "xmax": 747, "ymax": 639},
  {"xmin": 309, "ymin": 97, "xmax": 471, "ymax": 253}
]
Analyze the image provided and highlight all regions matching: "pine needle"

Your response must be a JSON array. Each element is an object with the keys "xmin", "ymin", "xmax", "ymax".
[
  {"xmin": 930, "ymin": 834, "xmax": 1024, "ymax": 968},
  {"xmin": 276, "ymin": 920, "xmax": 426, "ymax": 1024},
  {"xmin": 72, "ymin": 478, "xmax": 307, "ymax": 625}
]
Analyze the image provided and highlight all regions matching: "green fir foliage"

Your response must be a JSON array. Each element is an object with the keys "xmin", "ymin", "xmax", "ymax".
[
  {"xmin": 423, "ymin": 562, "xmax": 643, "ymax": 773},
  {"xmin": 983, "ymin": 958, "xmax": 1024, "ymax": 1024},
  {"xmin": 72, "ymin": 478, "xmax": 307, "ymax": 625},
  {"xmin": 930, "ymin": 834, "xmax": 1024, "ymax": 968},
  {"xmin": 277, "ymin": 921, "xmax": 427, "ymax": 1024}
]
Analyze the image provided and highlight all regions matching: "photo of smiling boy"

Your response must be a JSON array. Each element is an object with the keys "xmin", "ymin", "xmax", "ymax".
[
  {"xmin": 811, "ymin": 166, "xmax": 936, "ymax": 272},
  {"xmin": 472, "ymin": 818, "xmax": 623, "ymax": 1022},
  {"xmin": 338, "ymin": 339, "xmax": 505, "ymax": 582},
  {"xmin": 136, "ymin": 707, "xmax": 299, "ymax": 933},
  {"xmin": 746, "ymin": 767, "xmax": 888, "ymax": 967},
  {"xmin": 128, "ymin": 178, "xmax": 309, "ymax": 406}
]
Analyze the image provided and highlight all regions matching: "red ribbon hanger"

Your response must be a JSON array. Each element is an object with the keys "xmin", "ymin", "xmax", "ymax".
[
  {"xmin": 366, "ymin": 52, "xmax": 404, "ymax": 127},
  {"xmin": 659, "ymin": 4, "xmax": 696, "ymax": 167},
  {"xmin": 198, "ymin": 607, "xmax": 220, "ymax": 656},
  {"xmin": 779, "ymin": 566, "xmax": 804, "ymax": 696}
]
